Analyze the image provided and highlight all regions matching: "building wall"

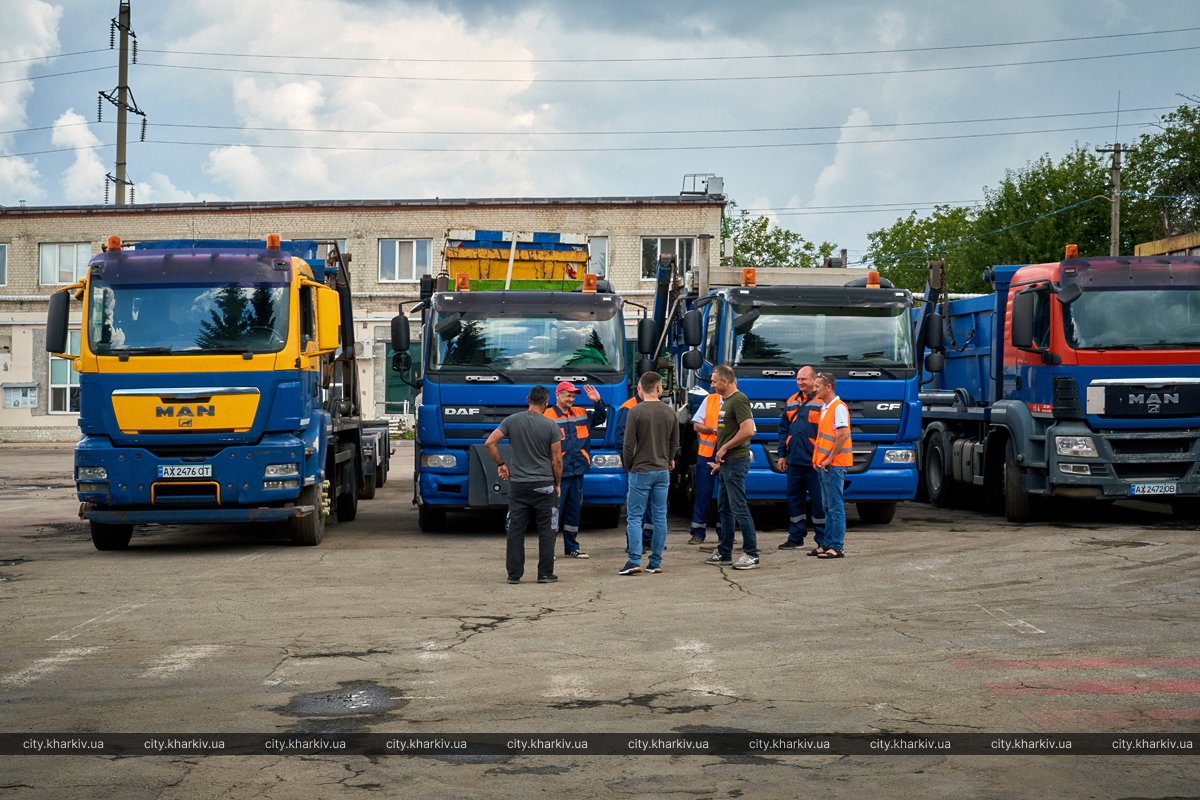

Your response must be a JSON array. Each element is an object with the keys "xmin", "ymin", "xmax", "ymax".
[{"xmin": 0, "ymin": 197, "xmax": 724, "ymax": 440}]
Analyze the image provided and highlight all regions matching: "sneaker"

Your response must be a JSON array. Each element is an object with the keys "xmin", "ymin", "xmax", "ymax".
[
  {"xmin": 506, "ymin": 577, "xmax": 520, "ymax": 584},
  {"xmin": 618, "ymin": 561, "xmax": 642, "ymax": 575},
  {"xmin": 645, "ymin": 565, "xmax": 662, "ymax": 573},
  {"xmin": 564, "ymin": 551, "xmax": 589, "ymax": 559},
  {"xmin": 704, "ymin": 553, "xmax": 733, "ymax": 566},
  {"xmin": 537, "ymin": 574, "xmax": 559, "ymax": 583},
  {"xmin": 687, "ymin": 535, "xmax": 705, "ymax": 545},
  {"xmin": 778, "ymin": 540, "xmax": 804, "ymax": 550},
  {"xmin": 732, "ymin": 554, "xmax": 760, "ymax": 570}
]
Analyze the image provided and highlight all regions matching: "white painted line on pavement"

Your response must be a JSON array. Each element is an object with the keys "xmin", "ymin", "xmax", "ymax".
[
  {"xmin": 1, "ymin": 647, "xmax": 104, "ymax": 688},
  {"xmin": 139, "ymin": 645, "xmax": 226, "ymax": 679},
  {"xmin": 419, "ymin": 641, "xmax": 450, "ymax": 661},
  {"xmin": 197, "ymin": 550, "xmax": 270, "ymax": 579},
  {"xmin": 543, "ymin": 674, "xmax": 594, "ymax": 699},
  {"xmin": 975, "ymin": 604, "xmax": 1046, "ymax": 634},
  {"xmin": 46, "ymin": 604, "xmax": 147, "ymax": 641},
  {"xmin": 675, "ymin": 638, "xmax": 737, "ymax": 697}
]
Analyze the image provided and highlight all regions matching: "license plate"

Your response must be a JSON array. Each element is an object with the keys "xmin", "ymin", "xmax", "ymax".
[
  {"xmin": 1129, "ymin": 483, "xmax": 1176, "ymax": 496},
  {"xmin": 158, "ymin": 464, "xmax": 213, "ymax": 479}
]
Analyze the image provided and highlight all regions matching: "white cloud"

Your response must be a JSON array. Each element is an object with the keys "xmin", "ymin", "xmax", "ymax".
[
  {"xmin": 51, "ymin": 110, "xmax": 106, "ymax": 203},
  {"xmin": 0, "ymin": 157, "xmax": 44, "ymax": 202},
  {"xmin": 205, "ymin": 145, "xmax": 268, "ymax": 195},
  {"xmin": 134, "ymin": 172, "xmax": 223, "ymax": 204},
  {"xmin": 0, "ymin": 0, "xmax": 61, "ymax": 202}
]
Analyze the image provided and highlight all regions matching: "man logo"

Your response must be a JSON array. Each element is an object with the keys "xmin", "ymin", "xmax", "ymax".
[
  {"xmin": 178, "ymin": 417, "xmax": 192, "ymax": 428},
  {"xmin": 156, "ymin": 405, "xmax": 216, "ymax": 417}
]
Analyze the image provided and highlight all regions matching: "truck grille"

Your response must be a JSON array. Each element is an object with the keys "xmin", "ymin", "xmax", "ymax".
[{"xmin": 1112, "ymin": 462, "xmax": 1192, "ymax": 481}]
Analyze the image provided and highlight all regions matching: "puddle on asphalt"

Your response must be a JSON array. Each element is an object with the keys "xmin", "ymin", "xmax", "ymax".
[
  {"xmin": 277, "ymin": 682, "xmax": 403, "ymax": 717},
  {"xmin": 1075, "ymin": 537, "xmax": 1158, "ymax": 548}
]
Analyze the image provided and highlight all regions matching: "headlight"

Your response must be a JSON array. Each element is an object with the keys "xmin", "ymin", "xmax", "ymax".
[
  {"xmin": 78, "ymin": 466, "xmax": 107, "ymax": 480},
  {"xmin": 421, "ymin": 454, "xmax": 457, "ymax": 468},
  {"xmin": 264, "ymin": 463, "xmax": 300, "ymax": 477},
  {"xmin": 1055, "ymin": 436, "xmax": 1098, "ymax": 458},
  {"xmin": 590, "ymin": 454, "xmax": 622, "ymax": 468},
  {"xmin": 883, "ymin": 449, "xmax": 915, "ymax": 464}
]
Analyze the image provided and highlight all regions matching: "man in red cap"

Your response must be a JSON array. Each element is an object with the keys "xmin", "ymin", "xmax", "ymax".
[{"xmin": 544, "ymin": 381, "xmax": 607, "ymax": 558}]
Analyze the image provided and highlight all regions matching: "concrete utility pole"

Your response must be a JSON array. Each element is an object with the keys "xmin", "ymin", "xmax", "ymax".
[
  {"xmin": 1096, "ymin": 142, "xmax": 1125, "ymax": 257},
  {"xmin": 99, "ymin": 1, "xmax": 146, "ymax": 204}
]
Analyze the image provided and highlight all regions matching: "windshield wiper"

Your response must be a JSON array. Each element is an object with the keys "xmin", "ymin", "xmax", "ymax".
[
  {"xmin": 432, "ymin": 364, "xmax": 515, "ymax": 383},
  {"xmin": 550, "ymin": 368, "xmax": 619, "ymax": 383},
  {"xmin": 109, "ymin": 346, "xmax": 172, "ymax": 355}
]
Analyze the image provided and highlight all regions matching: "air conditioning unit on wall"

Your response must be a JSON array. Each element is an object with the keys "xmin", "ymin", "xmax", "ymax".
[{"xmin": 354, "ymin": 340, "xmax": 374, "ymax": 359}]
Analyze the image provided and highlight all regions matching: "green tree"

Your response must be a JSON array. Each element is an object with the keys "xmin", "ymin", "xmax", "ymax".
[
  {"xmin": 867, "ymin": 205, "xmax": 978, "ymax": 292},
  {"xmin": 724, "ymin": 201, "xmax": 837, "ymax": 269},
  {"xmin": 196, "ymin": 284, "xmax": 250, "ymax": 350},
  {"xmin": 1123, "ymin": 98, "xmax": 1200, "ymax": 246},
  {"xmin": 566, "ymin": 328, "xmax": 609, "ymax": 366},
  {"xmin": 441, "ymin": 320, "xmax": 512, "ymax": 369}
]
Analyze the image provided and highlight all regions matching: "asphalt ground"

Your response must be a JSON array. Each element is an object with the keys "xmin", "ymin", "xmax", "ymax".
[{"xmin": 0, "ymin": 444, "xmax": 1197, "ymax": 799}]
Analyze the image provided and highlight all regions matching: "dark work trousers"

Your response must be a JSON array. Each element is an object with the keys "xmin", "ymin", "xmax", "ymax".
[
  {"xmin": 785, "ymin": 464, "xmax": 825, "ymax": 545},
  {"xmin": 506, "ymin": 481, "xmax": 558, "ymax": 580}
]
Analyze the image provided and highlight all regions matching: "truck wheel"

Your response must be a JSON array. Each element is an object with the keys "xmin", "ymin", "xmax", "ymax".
[
  {"xmin": 924, "ymin": 433, "xmax": 951, "ymax": 507},
  {"xmin": 1003, "ymin": 439, "xmax": 1034, "ymax": 523},
  {"xmin": 289, "ymin": 483, "xmax": 326, "ymax": 546},
  {"xmin": 338, "ymin": 448, "xmax": 359, "ymax": 523},
  {"xmin": 90, "ymin": 521, "xmax": 133, "ymax": 551},
  {"xmin": 856, "ymin": 502, "xmax": 897, "ymax": 525},
  {"xmin": 418, "ymin": 505, "xmax": 447, "ymax": 533},
  {"xmin": 375, "ymin": 457, "xmax": 387, "ymax": 488},
  {"xmin": 359, "ymin": 470, "xmax": 377, "ymax": 501}
]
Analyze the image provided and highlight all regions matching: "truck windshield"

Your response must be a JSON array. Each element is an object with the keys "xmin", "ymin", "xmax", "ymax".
[
  {"xmin": 428, "ymin": 313, "xmax": 625, "ymax": 375},
  {"xmin": 87, "ymin": 280, "xmax": 290, "ymax": 355},
  {"xmin": 732, "ymin": 305, "xmax": 914, "ymax": 368},
  {"xmin": 1064, "ymin": 287, "xmax": 1200, "ymax": 350}
]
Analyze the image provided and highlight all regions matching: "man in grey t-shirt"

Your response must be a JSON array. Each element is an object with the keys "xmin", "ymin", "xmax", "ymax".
[{"xmin": 485, "ymin": 385, "xmax": 564, "ymax": 584}]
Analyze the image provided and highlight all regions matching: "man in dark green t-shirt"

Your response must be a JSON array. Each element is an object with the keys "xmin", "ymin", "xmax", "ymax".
[{"xmin": 705, "ymin": 365, "xmax": 760, "ymax": 570}]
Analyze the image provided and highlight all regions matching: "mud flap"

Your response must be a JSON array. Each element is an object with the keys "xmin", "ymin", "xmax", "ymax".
[{"xmin": 469, "ymin": 444, "xmax": 512, "ymax": 506}]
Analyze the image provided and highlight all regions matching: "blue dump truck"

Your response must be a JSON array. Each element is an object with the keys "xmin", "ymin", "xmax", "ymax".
[
  {"xmin": 45, "ymin": 236, "xmax": 389, "ymax": 549},
  {"xmin": 919, "ymin": 251, "xmax": 1200, "ymax": 521},
  {"xmin": 649, "ymin": 260, "xmax": 923, "ymax": 524},
  {"xmin": 391, "ymin": 231, "xmax": 630, "ymax": 532}
]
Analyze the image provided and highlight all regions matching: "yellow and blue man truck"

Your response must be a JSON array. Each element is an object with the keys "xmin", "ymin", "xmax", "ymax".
[{"xmin": 45, "ymin": 235, "xmax": 389, "ymax": 549}]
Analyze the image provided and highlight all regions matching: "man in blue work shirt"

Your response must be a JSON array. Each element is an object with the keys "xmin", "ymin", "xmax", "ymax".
[
  {"xmin": 544, "ymin": 380, "xmax": 607, "ymax": 558},
  {"xmin": 776, "ymin": 366, "xmax": 825, "ymax": 550}
]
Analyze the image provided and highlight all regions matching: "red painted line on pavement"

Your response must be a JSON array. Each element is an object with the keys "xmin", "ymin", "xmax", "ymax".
[
  {"xmin": 953, "ymin": 656, "xmax": 1200, "ymax": 671},
  {"xmin": 988, "ymin": 680, "xmax": 1200, "ymax": 696},
  {"xmin": 1026, "ymin": 708, "xmax": 1200, "ymax": 728}
]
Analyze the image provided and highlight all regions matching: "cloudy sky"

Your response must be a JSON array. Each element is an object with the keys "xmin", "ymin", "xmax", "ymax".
[{"xmin": 2, "ymin": 0, "xmax": 1197, "ymax": 261}]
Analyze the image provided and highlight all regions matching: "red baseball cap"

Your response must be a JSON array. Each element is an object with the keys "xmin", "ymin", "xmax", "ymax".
[{"xmin": 554, "ymin": 381, "xmax": 581, "ymax": 394}]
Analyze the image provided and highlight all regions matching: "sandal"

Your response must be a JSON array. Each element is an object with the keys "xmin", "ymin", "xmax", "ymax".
[
  {"xmin": 806, "ymin": 547, "xmax": 827, "ymax": 557},
  {"xmin": 816, "ymin": 549, "xmax": 844, "ymax": 559}
]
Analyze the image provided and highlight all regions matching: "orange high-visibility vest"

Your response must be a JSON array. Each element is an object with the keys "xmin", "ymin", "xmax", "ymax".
[
  {"xmin": 544, "ymin": 405, "xmax": 591, "ymax": 463},
  {"xmin": 696, "ymin": 393, "xmax": 722, "ymax": 458},
  {"xmin": 813, "ymin": 397, "xmax": 853, "ymax": 467}
]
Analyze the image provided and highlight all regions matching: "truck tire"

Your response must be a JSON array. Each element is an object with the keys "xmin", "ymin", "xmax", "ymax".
[
  {"xmin": 375, "ymin": 456, "xmax": 387, "ymax": 488},
  {"xmin": 856, "ymin": 502, "xmax": 897, "ymax": 525},
  {"xmin": 359, "ymin": 467, "xmax": 377, "ymax": 501},
  {"xmin": 338, "ymin": 447, "xmax": 359, "ymax": 523},
  {"xmin": 90, "ymin": 521, "xmax": 133, "ymax": 551},
  {"xmin": 418, "ymin": 505, "xmax": 447, "ymax": 533},
  {"xmin": 1003, "ymin": 439, "xmax": 1034, "ymax": 523},
  {"xmin": 923, "ymin": 432, "xmax": 951, "ymax": 508},
  {"xmin": 289, "ymin": 483, "xmax": 326, "ymax": 546}
]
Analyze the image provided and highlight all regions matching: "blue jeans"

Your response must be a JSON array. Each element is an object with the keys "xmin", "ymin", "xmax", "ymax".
[
  {"xmin": 690, "ymin": 454, "xmax": 719, "ymax": 537},
  {"xmin": 626, "ymin": 470, "xmax": 669, "ymax": 568},
  {"xmin": 716, "ymin": 456, "xmax": 757, "ymax": 558},
  {"xmin": 785, "ymin": 464, "xmax": 825, "ymax": 544},
  {"xmin": 558, "ymin": 474, "xmax": 584, "ymax": 554},
  {"xmin": 817, "ymin": 466, "xmax": 847, "ymax": 551}
]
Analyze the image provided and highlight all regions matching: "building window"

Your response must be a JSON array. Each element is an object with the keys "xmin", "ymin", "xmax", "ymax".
[
  {"xmin": 0, "ymin": 243, "xmax": 7, "ymax": 286},
  {"xmin": 40, "ymin": 243, "xmax": 92, "ymax": 285},
  {"xmin": 379, "ymin": 239, "xmax": 432, "ymax": 282},
  {"xmin": 49, "ymin": 330, "xmax": 82, "ymax": 414},
  {"xmin": 641, "ymin": 237, "xmax": 695, "ymax": 280},
  {"xmin": 588, "ymin": 236, "xmax": 608, "ymax": 278}
]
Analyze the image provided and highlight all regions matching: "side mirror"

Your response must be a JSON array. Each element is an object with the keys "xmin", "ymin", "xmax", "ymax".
[
  {"xmin": 316, "ymin": 285, "xmax": 342, "ymax": 353},
  {"xmin": 1056, "ymin": 282, "xmax": 1082, "ymax": 305},
  {"xmin": 46, "ymin": 290, "xmax": 72, "ymax": 354},
  {"xmin": 732, "ymin": 308, "xmax": 760, "ymax": 336},
  {"xmin": 682, "ymin": 310, "xmax": 703, "ymax": 347},
  {"xmin": 1010, "ymin": 290, "xmax": 1035, "ymax": 350},
  {"xmin": 637, "ymin": 356, "xmax": 656, "ymax": 377},
  {"xmin": 682, "ymin": 349, "xmax": 703, "ymax": 371},
  {"xmin": 391, "ymin": 314, "xmax": 410, "ymax": 351},
  {"xmin": 924, "ymin": 352, "xmax": 945, "ymax": 373},
  {"xmin": 925, "ymin": 312, "xmax": 944, "ymax": 351},
  {"xmin": 637, "ymin": 317, "xmax": 657, "ymax": 355}
]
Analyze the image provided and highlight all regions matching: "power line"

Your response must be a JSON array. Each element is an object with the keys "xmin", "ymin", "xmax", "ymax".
[
  {"xmin": 0, "ymin": 66, "xmax": 111, "ymax": 85},
  {"xmin": 139, "ymin": 25, "xmax": 1200, "ymax": 64},
  {"xmin": 133, "ymin": 45, "xmax": 1200, "ymax": 84},
  {"xmin": 0, "ymin": 48, "xmax": 109, "ymax": 66},
  {"xmin": 4, "ymin": 105, "xmax": 1170, "ymax": 139}
]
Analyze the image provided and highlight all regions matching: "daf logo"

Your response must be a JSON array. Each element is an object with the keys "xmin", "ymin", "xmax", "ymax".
[
  {"xmin": 444, "ymin": 407, "xmax": 481, "ymax": 416},
  {"xmin": 1128, "ymin": 393, "xmax": 1178, "ymax": 414},
  {"xmin": 875, "ymin": 403, "xmax": 902, "ymax": 411},
  {"xmin": 155, "ymin": 405, "xmax": 215, "ymax": 417},
  {"xmin": 749, "ymin": 401, "xmax": 778, "ymax": 411}
]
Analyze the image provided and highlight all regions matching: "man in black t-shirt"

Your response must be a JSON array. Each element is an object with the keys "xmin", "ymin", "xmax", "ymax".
[
  {"xmin": 705, "ymin": 365, "xmax": 761, "ymax": 570},
  {"xmin": 485, "ymin": 386, "xmax": 563, "ymax": 584}
]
